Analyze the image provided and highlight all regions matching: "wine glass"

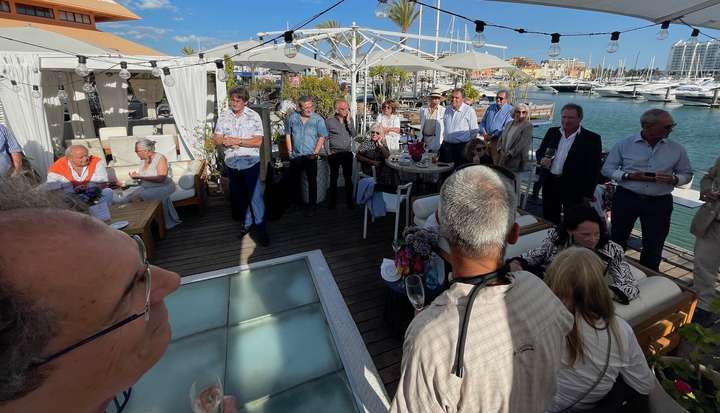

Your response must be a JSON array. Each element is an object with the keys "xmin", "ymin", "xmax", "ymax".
[
  {"xmin": 392, "ymin": 240, "xmax": 402, "ymax": 254},
  {"xmin": 542, "ymin": 148, "xmax": 556, "ymax": 169},
  {"xmin": 190, "ymin": 374, "xmax": 223, "ymax": 413},
  {"xmin": 405, "ymin": 274, "xmax": 425, "ymax": 313}
]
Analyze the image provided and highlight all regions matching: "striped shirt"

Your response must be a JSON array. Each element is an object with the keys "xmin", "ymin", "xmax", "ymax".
[
  {"xmin": 0, "ymin": 124, "xmax": 22, "ymax": 176},
  {"xmin": 391, "ymin": 271, "xmax": 573, "ymax": 413}
]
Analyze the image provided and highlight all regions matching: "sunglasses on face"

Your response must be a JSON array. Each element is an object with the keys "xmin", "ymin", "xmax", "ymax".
[
  {"xmin": 371, "ymin": 131, "xmax": 381, "ymax": 135},
  {"xmin": 496, "ymin": 97, "xmax": 506, "ymax": 101}
]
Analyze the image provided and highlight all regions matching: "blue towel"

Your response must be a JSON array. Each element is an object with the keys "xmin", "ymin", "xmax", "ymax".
[{"xmin": 356, "ymin": 177, "xmax": 386, "ymax": 218}]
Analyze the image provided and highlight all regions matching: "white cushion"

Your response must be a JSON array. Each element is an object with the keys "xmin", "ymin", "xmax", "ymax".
[
  {"xmin": 412, "ymin": 195, "xmax": 440, "ymax": 221},
  {"xmin": 515, "ymin": 214, "xmax": 538, "ymax": 227},
  {"xmin": 382, "ymin": 192, "xmax": 407, "ymax": 213},
  {"xmin": 504, "ymin": 228, "xmax": 553, "ymax": 259},
  {"xmin": 99, "ymin": 126, "xmax": 128, "ymax": 140},
  {"xmin": 108, "ymin": 137, "xmax": 139, "ymax": 166},
  {"xmin": 628, "ymin": 264, "xmax": 648, "ymax": 282},
  {"xmin": 132, "ymin": 125, "xmax": 156, "ymax": 136},
  {"xmin": 169, "ymin": 187, "xmax": 196, "ymax": 202},
  {"xmin": 615, "ymin": 276, "xmax": 683, "ymax": 325},
  {"xmin": 177, "ymin": 175, "xmax": 195, "ymax": 190}
]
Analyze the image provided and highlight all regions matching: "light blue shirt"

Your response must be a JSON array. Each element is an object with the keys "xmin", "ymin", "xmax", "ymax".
[
  {"xmin": 0, "ymin": 124, "xmax": 21, "ymax": 176},
  {"xmin": 480, "ymin": 103, "xmax": 513, "ymax": 138},
  {"xmin": 214, "ymin": 107, "xmax": 264, "ymax": 170},
  {"xmin": 286, "ymin": 112, "xmax": 328, "ymax": 157},
  {"xmin": 602, "ymin": 133, "xmax": 693, "ymax": 196},
  {"xmin": 443, "ymin": 103, "xmax": 479, "ymax": 144}
]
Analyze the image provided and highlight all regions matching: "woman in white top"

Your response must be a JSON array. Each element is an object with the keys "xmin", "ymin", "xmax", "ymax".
[
  {"xmin": 376, "ymin": 100, "xmax": 401, "ymax": 151},
  {"xmin": 118, "ymin": 138, "xmax": 181, "ymax": 229},
  {"xmin": 418, "ymin": 90, "xmax": 445, "ymax": 152},
  {"xmin": 545, "ymin": 247, "xmax": 654, "ymax": 412}
]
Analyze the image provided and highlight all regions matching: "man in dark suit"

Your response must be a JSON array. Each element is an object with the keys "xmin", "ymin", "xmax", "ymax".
[{"xmin": 536, "ymin": 104, "xmax": 602, "ymax": 224}]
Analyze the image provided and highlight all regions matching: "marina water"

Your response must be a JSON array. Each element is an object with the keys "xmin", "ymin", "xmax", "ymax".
[{"xmin": 528, "ymin": 91, "xmax": 719, "ymax": 251}]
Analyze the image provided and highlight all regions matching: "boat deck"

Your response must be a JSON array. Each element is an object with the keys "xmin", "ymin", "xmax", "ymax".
[{"xmin": 154, "ymin": 193, "xmax": 699, "ymax": 399}]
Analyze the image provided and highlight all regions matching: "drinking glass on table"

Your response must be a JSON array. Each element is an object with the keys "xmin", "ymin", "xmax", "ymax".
[
  {"xmin": 190, "ymin": 374, "xmax": 224, "ymax": 413},
  {"xmin": 405, "ymin": 274, "xmax": 425, "ymax": 313}
]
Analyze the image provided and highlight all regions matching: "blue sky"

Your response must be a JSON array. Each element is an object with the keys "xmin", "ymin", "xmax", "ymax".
[{"xmin": 104, "ymin": 0, "xmax": 720, "ymax": 69}]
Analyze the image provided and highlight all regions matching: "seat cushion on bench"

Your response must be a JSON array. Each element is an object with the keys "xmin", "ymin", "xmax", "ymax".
[
  {"xmin": 627, "ymin": 264, "xmax": 648, "ymax": 282},
  {"xmin": 504, "ymin": 228, "xmax": 552, "ymax": 259},
  {"xmin": 615, "ymin": 276, "xmax": 683, "ymax": 326},
  {"xmin": 413, "ymin": 195, "xmax": 440, "ymax": 226}
]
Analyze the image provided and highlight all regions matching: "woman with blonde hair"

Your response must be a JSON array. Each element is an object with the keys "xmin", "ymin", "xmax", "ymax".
[
  {"xmin": 357, "ymin": 123, "xmax": 398, "ymax": 191},
  {"xmin": 545, "ymin": 247, "xmax": 654, "ymax": 412},
  {"xmin": 376, "ymin": 100, "xmax": 401, "ymax": 151},
  {"xmin": 496, "ymin": 103, "xmax": 533, "ymax": 172}
]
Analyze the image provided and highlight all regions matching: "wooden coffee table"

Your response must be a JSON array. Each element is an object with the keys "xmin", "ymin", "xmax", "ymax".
[{"xmin": 110, "ymin": 200, "xmax": 166, "ymax": 258}]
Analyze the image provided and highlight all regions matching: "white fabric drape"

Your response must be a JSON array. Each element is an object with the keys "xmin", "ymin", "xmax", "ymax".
[
  {"xmin": 215, "ymin": 71, "xmax": 227, "ymax": 113},
  {"xmin": 161, "ymin": 60, "xmax": 207, "ymax": 160},
  {"xmin": 0, "ymin": 53, "xmax": 54, "ymax": 176},
  {"xmin": 131, "ymin": 78, "xmax": 164, "ymax": 119},
  {"xmin": 41, "ymin": 71, "xmax": 66, "ymax": 157},
  {"xmin": 95, "ymin": 72, "xmax": 129, "ymax": 128},
  {"xmin": 63, "ymin": 72, "xmax": 96, "ymax": 139}
]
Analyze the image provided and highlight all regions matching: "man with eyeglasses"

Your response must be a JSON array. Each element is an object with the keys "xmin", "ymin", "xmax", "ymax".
[
  {"xmin": 0, "ymin": 177, "xmax": 241, "ymax": 412},
  {"xmin": 479, "ymin": 89, "xmax": 513, "ymax": 143},
  {"xmin": 440, "ymin": 88, "xmax": 479, "ymax": 166},
  {"xmin": 390, "ymin": 165, "xmax": 572, "ymax": 413},
  {"xmin": 602, "ymin": 108, "xmax": 693, "ymax": 271}
]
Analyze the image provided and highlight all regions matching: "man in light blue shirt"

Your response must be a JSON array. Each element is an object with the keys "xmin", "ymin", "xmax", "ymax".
[
  {"xmin": 440, "ymin": 88, "xmax": 479, "ymax": 166},
  {"xmin": 602, "ymin": 108, "xmax": 693, "ymax": 270},
  {"xmin": 0, "ymin": 124, "xmax": 22, "ymax": 177},
  {"xmin": 214, "ymin": 87, "xmax": 269, "ymax": 245},
  {"xmin": 285, "ymin": 96, "xmax": 327, "ymax": 214},
  {"xmin": 479, "ymin": 89, "xmax": 513, "ymax": 141}
]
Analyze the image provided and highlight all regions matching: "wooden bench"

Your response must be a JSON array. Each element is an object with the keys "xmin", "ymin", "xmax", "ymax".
[{"xmin": 110, "ymin": 200, "xmax": 166, "ymax": 259}]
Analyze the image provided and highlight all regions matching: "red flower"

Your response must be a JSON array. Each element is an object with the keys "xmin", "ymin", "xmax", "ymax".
[
  {"xmin": 674, "ymin": 379, "xmax": 692, "ymax": 395},
  {"xmin": 412, "ymin": 255, "xmax": 424, "ymax": 273}
]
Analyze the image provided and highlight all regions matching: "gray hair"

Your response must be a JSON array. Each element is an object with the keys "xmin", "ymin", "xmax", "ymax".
[
  {"xmin": 135, "ymin": 138, "xmax": 156, "ymax": 152},
  {"xmin": 369, "ymin": 123, "xmax": 385, "ymax": 136},
  {"xmin": 640, "ymin": 108, "xmax": 671, "ymax": 126},
  {"xmin": 514, "ymin": 103, "xmax": 530, "ymax": 112},
  {"xmin": 0, "ymin": 176, "xmax": 67, "ymax": 402},
  {"xmin": 497, "ymin": 89, "xmax": 510, "ymax": 98},
  {"xmin": 439, "ymin": 165, "xmax": 517, "ymax": 259},
  {"xmin": 64, "ymin": 145, "xmax": 88, "ymax": 158}
]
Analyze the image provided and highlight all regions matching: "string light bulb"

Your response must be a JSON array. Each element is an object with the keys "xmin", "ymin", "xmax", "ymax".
[
  {"xmin": 57, "ymin": 84, "xmax": 68, "ymax": 103},
  {"xmin": 214, "ymin": 59, "xmax": 228, "ymax": 82},
  {"xmin": 31, "ymin": 85, "xmax": 41, "ymax": 99},
  {"xmin": 472, "ymin": 20, "xmax": 486, "ymax": 49},
  {"xmin": 607, "ymin": 31, "xmax": 620, "ymax": 54},
  {"xmin": 375, "ymin": 0, "xmax": 390, "ymax": 18},
  {"xmin": 162, "ymin": 67, "xmax": 175, "ymax": 87},
  {"xmin": 657, "ymin": 21, "xmax": 670, "ymax": 40},
  {"xmin": 10, "ymin": 80, "xmax": 19, "ymax": 93},
  {"xmin": 198, "ymin": 53, "xmax": 205, "ymax": 64},
  {"xmin": 548, "ymin": 33, "xmax": 561, "ymax": 58},
  {"xmin": 75, "ymin": 55, "xmax": 90, "ymax": 77},
  {"xmin": 284, "ymin": 31, "xmax": 298, "ymax": 59},
  {"xmin": 149, "ymin": 60, "xmax": 162, "ymax": 78},
  {"xmin": 688, "ymin": 28, "xmax": 700, "ymax": 46},
  {"xmin": 118, "ymin": 61, "xmax": 131, "ymax": 80}
]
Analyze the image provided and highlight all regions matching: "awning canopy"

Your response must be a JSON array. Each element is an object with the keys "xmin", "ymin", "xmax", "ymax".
[
  {"xmin": 204, "ymin": 40, "xmax": 333, "ymax": 72},
  {"xmin": 364, "ymin": 49, "xmax": 456, "ymax": 73},
  {"xmin": 436, "ymin": 51, "xmax": 515, "ymax": 71},
  {"xmin": 491, "ymin": 0, "xmax": 720, "ymax": 31}
]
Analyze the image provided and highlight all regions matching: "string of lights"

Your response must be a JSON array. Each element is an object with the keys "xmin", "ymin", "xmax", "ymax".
[{"xmin": 376, "ymin": 0, "xmax": 712, "ymax": 57}]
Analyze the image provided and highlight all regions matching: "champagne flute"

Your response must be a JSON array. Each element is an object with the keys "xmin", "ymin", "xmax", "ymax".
[
  {"xmin": 190, "ymin": 374, "xmax": 224, "ymax": 413},
  {"xmin": 405, "ymin": 274, "xmax": 425, "ymax": 313}
]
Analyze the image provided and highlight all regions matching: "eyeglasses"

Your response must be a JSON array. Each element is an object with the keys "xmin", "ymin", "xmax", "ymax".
[
  {"xmin": 370, "ymin": 131, "xmax": 382, "ymax": 135},
  {"xmin": 31, "ymin": 235, "xmax": 152, "ymax": 368},
  {"xmin": 496, "ymin": 96, "xmax": 506, "ymax": 101}
]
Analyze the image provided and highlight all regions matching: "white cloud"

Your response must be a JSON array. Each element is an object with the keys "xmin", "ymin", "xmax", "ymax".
[
  {"xmin": 136, "ymin": 0, "xmax": 176, "ymax": 10},
  {"xmin": 172, "ymin": 16, "xmax": 184, "ymax": 21},
  {"xmin": 173, "ymin": 34, "xmax": 223, "ymax": 49},
  {"xmin": 101, "ymin": 23, "xmax": 171, "ymax": 40}
]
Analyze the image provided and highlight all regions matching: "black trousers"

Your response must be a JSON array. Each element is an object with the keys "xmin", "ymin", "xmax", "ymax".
[
  {"xmin": 327, "ymin": 151, "xmax": 354, "ymax": 205},
  {"xmin": 610, "ymin": 186, "xmax": 673, "ymax": 271},
  {"xmin": 289, "ymin": 155, "xmax": 318, "ymax": 206},
  {"xmin": 541, "ymin": 174, "xmax": 585, "ymax": 225},
  {"xmin": 227, "ymin": 163, "xmax": 260, "ymax": 226},
  {"xmin": 438, "ymin": 141, "xmax": 467, "ymax": 167}
]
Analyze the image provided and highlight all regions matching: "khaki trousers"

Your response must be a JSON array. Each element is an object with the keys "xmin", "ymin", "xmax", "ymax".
[{"xmin": 693, "ymin": 221, "xmax": 720, "ymax": 311}]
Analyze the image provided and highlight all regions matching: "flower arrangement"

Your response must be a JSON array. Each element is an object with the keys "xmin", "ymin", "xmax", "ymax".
[
  {"xmin": 408, "ymin": 142, "xmax": 425, "ymax": 162},
  {"xmin": 394, "ymin": 226, "xmax": 438, "ymax": 277},
  {"xmin": 73, "ymin": 186, "xmax": 104, "ymax": 205}
]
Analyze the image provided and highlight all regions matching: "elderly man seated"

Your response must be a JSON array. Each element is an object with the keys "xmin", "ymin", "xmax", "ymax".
[
  {"xmin": 46, "ymin": 145, "xmax": 113, "ymax": 204},
  {"xmin": 0, "ymin": 177, "xmax": 237, "ymax": 413}
]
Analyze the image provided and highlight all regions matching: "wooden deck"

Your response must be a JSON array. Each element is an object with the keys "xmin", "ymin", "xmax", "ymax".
[{"xmin": 153, "ymin": 193, "xmax": 404, "ymax": 397}]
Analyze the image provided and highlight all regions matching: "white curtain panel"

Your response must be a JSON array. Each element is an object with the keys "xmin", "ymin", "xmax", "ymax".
[
  {"xmin": 41, "ymin": 71, "xmax": 66, "ymax": 157},
  {"xmin": 0, "ymin": 53, "xmax": 54, "ymax": 176},
  {"xmin": 63, "ymin": 72, "xmax": 97, "ymax": 139},
  {"xmin": 131, "ymin": 78, "xmax": 164, "ymax": 119},
  {"xmin": 207, "ymin": 77, "xmax": 216, "ymax": 123},
  {"xmin": 215, "ymin": 70, "xmax": 227, "ymax": 113},
  {"xmin": 95, "ymin": 72, "xmax": 129, "ymax": 128},
  {"xmin": 161, "ymin": 60, "xmax": 208, "ymax": 160}
]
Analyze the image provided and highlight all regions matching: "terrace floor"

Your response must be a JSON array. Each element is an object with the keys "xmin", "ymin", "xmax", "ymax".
[{"xmin": 154, "ymin": 192, "xmax": 700, "ymax": 400}]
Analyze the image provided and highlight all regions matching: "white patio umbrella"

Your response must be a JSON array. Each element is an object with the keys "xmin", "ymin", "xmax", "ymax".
[
  {"xmin": 436, "ymin": 51, "xmax": 515, "ymax": 71},
  {"xmin": 364, "ymin": 49, "xmax": 456, "ymax": 73},
  {"xmin": 0, "ymin": 27, "xmax": 109, "ymax": 55},
  {"xmin": 204, "ymin": 40, "xmax": 333, "ymax": 72},
  {"xmin": 491, "ymin": 0, "xmax": 720, "ymax": 30}
]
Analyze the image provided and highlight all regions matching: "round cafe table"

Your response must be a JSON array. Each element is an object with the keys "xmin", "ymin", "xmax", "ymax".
[{"xmin": 384, "ymin": 158, "xmax": 454, "ymax": 175}]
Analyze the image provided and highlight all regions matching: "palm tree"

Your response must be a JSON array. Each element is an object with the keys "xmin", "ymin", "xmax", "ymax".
[
  {"xmin": 388, "ymin": 0, "xmax": 420, "ymax": 44},
  {"xmin": 316, "ymin": 20, "xmax": 340, "ymax": 59},
  {"xmin": 181, "ymin": 45, "xmax": 195, "ymax": 56}
]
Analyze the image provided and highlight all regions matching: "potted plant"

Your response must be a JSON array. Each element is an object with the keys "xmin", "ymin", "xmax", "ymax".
[{"xmin": 649, "ymin": 298, "xmax": 720, "ymax": 412}]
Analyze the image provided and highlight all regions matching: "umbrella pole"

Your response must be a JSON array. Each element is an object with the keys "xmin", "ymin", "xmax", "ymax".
[
  {"xmin": 350, "ymin": 25, "xmax": 358, "ymax": 127},
  {"xmin": 363, "ymin": 65, "xmax": 369, "ymax": 134}
]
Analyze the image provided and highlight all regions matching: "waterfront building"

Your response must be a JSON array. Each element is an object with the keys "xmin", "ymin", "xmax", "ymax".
[
  {"xmin": 537, "ymin": 58, "xmax": 591, "ymax": 80},
  {"xmin": 666, "ymin": 40, "xmax": 720, "ymax": 77}
]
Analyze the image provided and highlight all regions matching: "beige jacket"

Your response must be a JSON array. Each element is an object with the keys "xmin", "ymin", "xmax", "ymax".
[
  {"xmin": 497, "ymin": 120, "xmax": 533, "ymax": 173},
  {"xmin": 690, "ymin": 156, "xmax": 720, "ymax": 238}
]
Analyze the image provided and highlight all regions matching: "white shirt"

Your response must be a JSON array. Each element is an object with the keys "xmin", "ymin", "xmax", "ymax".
[
  {"xmin": 550, "ymin": 126, "xmax": 580, "ymax": 175},
  {"xmin": 214, "ymin": 107, "xmax": 264, "ymax": 170},
  {"xmin": 549, "ymin": 316, "xmax": 655, "ymax": 411},
  {"xmin": 46, "ymin": 159, "xmax": 109, "ymax": 192},
  {"xmin": 376, "ymin": 113, "xmax": 401, "ymax": 151},
  {"xmin": 419, "ymin": 105, "xmax": 446, "ymax": 151},
  {"xmin": 443, "ymin": 103, "xmax": 479, "ymax": 144}
]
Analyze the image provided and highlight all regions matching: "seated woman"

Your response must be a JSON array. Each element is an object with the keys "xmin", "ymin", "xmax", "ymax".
[
  {"xmin": 508, "ymin": 203, "xmax": 639, "ymax": 303},
  {"xmin": 461, "ymin": 138, "xmax": 494, "ymax": 167},
  {"xmin": 545, "ymin": 247, "xmax": 655, "ymax": 412},
  {"xmin": 356, "ymin": 123, "xmax": 398, "ymax": 192},
  {"xmin": 117, "ymin": 138, "xmax": 181, "ymax": 229}
]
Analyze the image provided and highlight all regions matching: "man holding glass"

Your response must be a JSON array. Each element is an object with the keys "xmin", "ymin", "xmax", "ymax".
[
  {"xmin": 440, "ymin": 88, "xmax": 479, "ymax": 166},
  {"xmin": 602, "ymin": 108, "xmax": 693, "ymax": 271},
  {"xmin": 479, "ymin": 89, "xmax": 513, "ymax": 142}
]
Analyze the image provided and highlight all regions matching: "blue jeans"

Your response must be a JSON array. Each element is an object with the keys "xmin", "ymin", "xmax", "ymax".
[{"xmin": 227, "ymin": 162, "xmax": 264, "ymax": 230}]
